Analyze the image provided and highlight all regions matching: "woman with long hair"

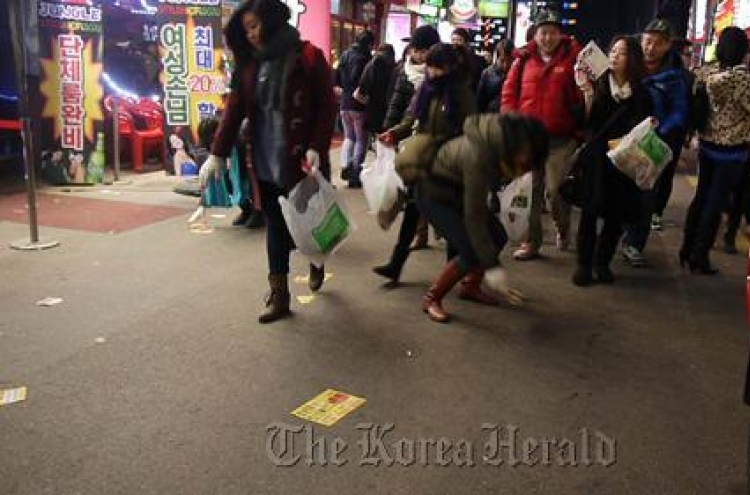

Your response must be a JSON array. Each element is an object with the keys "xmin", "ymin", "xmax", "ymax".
[
  {"xmin": 572, "ymin": 35, "xmax": 653, "ymax": 286},
  {"xmin": 199, "ymin": 0, "xmax": 336, "ymax": 322},
  {"xmin": 680, "ymin": 27, "xmax": 750, "ymax": 274}
]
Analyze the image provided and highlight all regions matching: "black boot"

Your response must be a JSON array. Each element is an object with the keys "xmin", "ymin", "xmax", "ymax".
[
  {"xmin": 233, "ymin": 199, "xmax": 254, "ymax": 226},
  {"xmin": 688, "ymin": 253, "xmax": 719, "ymax": 274},
  {"xmin": 259, "ymin": 274, "xmax": 292, "ymax": 323},
  {"xmin": 689, "ymin": 213, "xmax": 721, "ymax": 275},
  {"xmin": 724, "ymin": 231, "xmax": 738, "ymax": 254},
  {"xmin": 594, "ymin": 265, "xmax": 615, "ymax": 284},
  {"xmin": 340, "ymin": 162, "xmax": 354, "ymax": 182},
  {"xmin": 373, "ymin": 245, "xmax": 410, "ymax": 283},
  {"xmin": 309, "ymin": 264, "xmax": 325, "ymax": 292},
  {"xmin": 244, "ymin": 210, "xmax": 265, "ymax": 229},
  {"xmin": 680, "ymin": 201, "xmax": 701, "ymax": 268},
  {"xmin": 348, "ymin": 165, "xmax": 363, "ymax": 189},
  {"xmin": 596, "ymin": 220, "xmax": 623, "ymax": 279},
  {"xmin": 232, "ymin": 208, "xmax": 252, "ymax": 226},
  {"xmin": 572, "ymin": 265, "xmax": 593, "ymax": 286}
]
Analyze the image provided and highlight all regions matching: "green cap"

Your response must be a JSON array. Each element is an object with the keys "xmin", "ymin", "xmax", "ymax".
[
  {"xmin": 534, "ymin": 9, "xmax": 563, "ymax": 28},
  {"xmin": 644, "ymin": 18, "xmax": 675, "ymax": 40}
]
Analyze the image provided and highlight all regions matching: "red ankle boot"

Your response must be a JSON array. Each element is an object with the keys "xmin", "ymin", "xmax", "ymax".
[
  {"xmin": 458, "ymin": 268, "xmax": 500, "ymax": 305},
  {"xmin": 422, "ymin": 260, "xmax": 464, "ymax": 323}
]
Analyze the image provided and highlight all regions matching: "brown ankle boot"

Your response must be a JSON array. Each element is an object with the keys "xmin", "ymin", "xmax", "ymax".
[
  {"xmin": 458, "ymin": 269, "xmax": 500, "ymax": 305},
  {"xmin": 422, "ymin": 260, "xmax": 464, "ymax": 323},
  {"xmin": 259, "ymin": 274, "xmax": 291, "ymax": 324}
]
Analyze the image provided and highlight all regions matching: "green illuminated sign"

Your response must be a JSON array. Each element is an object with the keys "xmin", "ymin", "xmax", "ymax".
[{"xmin": 479, "ymin": 0, "xmax": 509, "ymax": 17}]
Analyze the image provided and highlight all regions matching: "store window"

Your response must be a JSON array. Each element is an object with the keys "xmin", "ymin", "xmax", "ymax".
[{"xmin": 330, "ymin": 0, "xmax": 371, "ymax": 67}]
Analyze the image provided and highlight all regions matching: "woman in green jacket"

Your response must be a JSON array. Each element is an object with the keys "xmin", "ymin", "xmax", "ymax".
[{"xmin": 416, "ymin": 113, "xmax": 549, "ymax": 322}]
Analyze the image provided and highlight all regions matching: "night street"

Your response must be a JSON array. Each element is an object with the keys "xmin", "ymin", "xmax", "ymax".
[{"xmin": 0, "ymin": 156, "xmax": 748, "ymax": 494}]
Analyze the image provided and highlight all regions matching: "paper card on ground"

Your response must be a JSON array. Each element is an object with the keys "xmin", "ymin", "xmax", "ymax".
[
  {"xmin": 578, "ymin": 41, "xmax": 609, "ymax": 80},
  {"xmin": 1, "ymin": 387, "xmax": 28, "ymax": 406},
  {"xmin": 291, "ymin": 389, "xmax": 366, "ymax": 426},
  {"xmin": 36, "ymin": 297, "xmax": 63, "ymax": 307},
  {"xmin": 296, "ymin": 295, "xmax": 316, "ymax": 305},
  {"xmin": 294, "ymin": 273, "xmax": 333, "ymax": 285},
  {"xmin": 189, "ymin": 223, "xmax": 214, "ymax": 234}
]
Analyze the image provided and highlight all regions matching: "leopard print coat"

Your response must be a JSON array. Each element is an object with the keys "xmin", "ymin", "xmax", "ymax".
[{"xmin": 695, "ymin": 64, "xmax": 750, "ymax": 147}]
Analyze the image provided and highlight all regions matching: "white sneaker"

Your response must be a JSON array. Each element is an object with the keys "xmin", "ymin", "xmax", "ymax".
[
  {"xmin": 621, "ymin": 245, "xmax": 646, "ymax": 267},
  {"xmin": 650, "ymin": 214, "xmax": 663, "ymax": 231}
]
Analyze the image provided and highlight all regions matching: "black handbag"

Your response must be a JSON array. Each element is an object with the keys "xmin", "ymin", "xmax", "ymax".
[
  {"xmin": 559, "ymin": 102, "xmax": 633, "ymax": 208},
  {"xmin": 558, "ymin": 144, "xmax": 591, "ymax": 208}
]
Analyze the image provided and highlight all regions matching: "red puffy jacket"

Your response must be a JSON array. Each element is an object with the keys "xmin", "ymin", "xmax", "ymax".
[{"xmin": 500, "ymin": 37, "xmax": 583, "ymax": 138}]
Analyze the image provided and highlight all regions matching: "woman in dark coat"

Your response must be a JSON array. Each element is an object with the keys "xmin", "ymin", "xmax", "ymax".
[
  {"xmin": 572, "ymin": 35, "xmax": 652, "ymax": 286},
  {"xmin": 199, "ymin": 0, "xmax": 336, "ymax": 323},
  {"xmin": 356, "ymin": 43, "xmax": 396, "ymax": 134},
  {"xmin": 681, "ymin": 27, "xmax": 750, "ymax": 274},
  {"xmin": 374, "ymin": 43, "xmax": 475, "ymax": 286}
]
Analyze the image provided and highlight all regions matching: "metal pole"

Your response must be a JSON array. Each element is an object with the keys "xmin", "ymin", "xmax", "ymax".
[
  {"xmin": 8, "ymin": 0, "xmax": 58, "ymax": 250},
  {"xmin": 112, "ymin": 98, "xmax": 121, "ymax": 182},
  {"xmin": 21, "ymin": 117, "xmax": 39, "ymax": 243}
]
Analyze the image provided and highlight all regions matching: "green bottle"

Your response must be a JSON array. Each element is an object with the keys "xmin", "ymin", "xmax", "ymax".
[{"xmin": 87, "ymin": 132, "xmax": 106, "ymax": 184}]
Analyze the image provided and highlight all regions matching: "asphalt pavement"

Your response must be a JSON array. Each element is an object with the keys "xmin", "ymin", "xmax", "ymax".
[{"xmin": 0, "ymin": 151, "xmax": 748, "ymax": 495}]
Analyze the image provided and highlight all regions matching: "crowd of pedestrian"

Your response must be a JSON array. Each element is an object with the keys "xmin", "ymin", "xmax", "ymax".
[{"xmin": 199, "ymin": 0, "xmax": 750, "ymax": 324}]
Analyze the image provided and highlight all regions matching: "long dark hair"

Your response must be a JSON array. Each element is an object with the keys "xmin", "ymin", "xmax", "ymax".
[
  {"xmin": 609, "ymin": 35, "xmax": 647, "ymax": 85},
  {"xmin": 498, "ymin": 113, "xmax": 549, "ymax": 175},
  {"xmin": 224, "ymin": 0, "xmax": 291, "ymax": 65},
  {"xmin": 425, "ymin": 43, "xmax": 460, "ymax": 73},
  {"xmin": 414, "ymin": 44, "xmax": 463, "ymax": 133},
  {"xmin": 716, "ymin": 26, "xmax": 749, "ymax": 69}
]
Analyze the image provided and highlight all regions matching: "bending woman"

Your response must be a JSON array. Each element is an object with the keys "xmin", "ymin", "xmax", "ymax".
[{"xmin": 416, "ymin": 113, "xmax": 549, "ymax": 322}]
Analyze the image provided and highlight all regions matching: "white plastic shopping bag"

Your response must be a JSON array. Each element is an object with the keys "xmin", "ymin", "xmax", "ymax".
[
  {"xmin": 279, "ymin": 171, "xmax": 355, "ymax": 267},
  {"xmin": 498, "ymin": 172, "xmax": 533, "ymax": 242},
  {"xmin": 606, "ymin": 117, "xmax": 673, "ymax": 190},
  {"xmin": 360, "ymin": 142, "xmax": 404, "ymax": 214}
]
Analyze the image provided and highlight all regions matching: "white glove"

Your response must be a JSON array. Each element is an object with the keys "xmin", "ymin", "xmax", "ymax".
[
  {"xmin": 304, "ymin": 149, "xmax": 320, "ymax": 175},
  {"xmin": 484, "ymin": 266, "xmax": 525, "ymax": 306},
  {"xmin": 198, "ymin": 154, "xmax": 226, "ymax": 187},
  {"xmin": 484, "ymin": 266, "xmax": 508, "ymax": 293}
]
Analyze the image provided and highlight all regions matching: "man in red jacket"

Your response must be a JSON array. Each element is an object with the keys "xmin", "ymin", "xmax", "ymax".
[{"xmin": 501, "ymin": 9, "xmax": 583, "ymax": 260}]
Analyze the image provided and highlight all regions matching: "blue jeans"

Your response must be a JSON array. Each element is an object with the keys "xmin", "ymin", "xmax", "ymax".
[
  {"xmin": 416, "ymin": 184, "xmax": 507, "ymax": 272},
  {"xmin": 259, "ymin": 180, "xmax": 294, "ymax": 275},
  {"xmin": 340, "ymin": 110, "xmax": 368, "ymax": 172},
  {"xmin": 683, "ymin": 142, "xmax": 749, "ymax": 260},
  {"xmin": 623, "ymin": 136, "xmax": 684, "ymax": 251}
]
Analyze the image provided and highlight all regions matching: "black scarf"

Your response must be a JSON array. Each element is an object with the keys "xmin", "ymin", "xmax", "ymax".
[
  {"xmin": 252, "ymin": 24, "xmax": 301, "ymax": 112},
  {"xmin": 413, "ymin": 74, "xmax": 462, "ymax": 134}
]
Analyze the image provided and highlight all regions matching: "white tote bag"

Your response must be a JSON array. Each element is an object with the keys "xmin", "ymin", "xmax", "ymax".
[
  {"xmin": 279, "ymin": 170, "xmax": 354, "ymax": 267},
  {"xmin": 606, "ymin": 117, "xmax": 674, "ymax": 190},
  {"xmin": 497, "ymin": 172, "xmax": 533, "ymax": 243},
  {"xmin": 360, "ymin": 142, "xmax": 404, "ymax": 214}
]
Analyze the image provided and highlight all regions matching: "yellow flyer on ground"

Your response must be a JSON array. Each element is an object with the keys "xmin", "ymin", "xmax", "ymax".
[
  {"xmin": 1, "ymin": 387, "xmax": 28, "ymax": 406},
  {"xmin": 291, "ymin": 389, "xmax": 366, "ymax": 427}
]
